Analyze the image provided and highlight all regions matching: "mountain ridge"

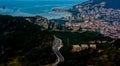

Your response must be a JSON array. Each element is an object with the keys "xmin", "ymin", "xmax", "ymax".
[{"xmin": 91, "ymin": 0, "xmax": 120, "ymax": 9}]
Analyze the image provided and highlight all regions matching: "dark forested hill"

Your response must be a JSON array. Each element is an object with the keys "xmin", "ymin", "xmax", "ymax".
[
  {"xmin": 0, "ymin": 15, "xmax": 118, "ymax": 66},
  {"xmin": 0, "ymin": 15, "xmax": 55, "ymax": 66}
]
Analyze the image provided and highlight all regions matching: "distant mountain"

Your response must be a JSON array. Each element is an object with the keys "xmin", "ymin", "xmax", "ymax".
[{"xmin": 91, "ymin": 0, "xmax": 120, "ymax": 9}]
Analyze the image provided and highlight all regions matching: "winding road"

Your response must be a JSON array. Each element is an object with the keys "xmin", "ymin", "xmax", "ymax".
[{"xmin": 53, "ymin": 36, "xmax": 64, "ymax": 66}]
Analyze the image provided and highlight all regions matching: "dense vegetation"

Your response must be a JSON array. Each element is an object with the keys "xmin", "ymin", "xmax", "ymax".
[
  {"xmin": 0, "ymin": 15, "xmax": 120, "ymax": 66},
  {"xmin": 53, "ymin": 31, "xmax": 120, "ymax": 66},
  {"xmin": 0, "ymin": 15, "xmax": 55, "ymax": 66}
]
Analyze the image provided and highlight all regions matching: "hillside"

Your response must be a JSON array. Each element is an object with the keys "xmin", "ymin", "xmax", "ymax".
[
  {"xmin": 0, "ymin": 15, "xmax": 55, "ymax": 66},
  {"xmin": 0, "ymin": 15, "xmax": 120, "ymax": 66},
  {"xmin": 91, "ymin": 0, "xmax": 120, "ymax": 9}
]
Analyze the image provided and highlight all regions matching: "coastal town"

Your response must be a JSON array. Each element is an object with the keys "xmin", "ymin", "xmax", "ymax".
[
  {"xmin": 51, "ymin": 1, "xmax": 120, "ymax": 39},
  {"xmin": 0, "ymin": 0, "xmax": 120, "ymax": 66}
]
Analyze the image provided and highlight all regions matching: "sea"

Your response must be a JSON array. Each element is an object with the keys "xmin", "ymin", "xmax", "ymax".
[{"xmin": 0, "ymin": 0, "xmax": 87, "ymax": 19}]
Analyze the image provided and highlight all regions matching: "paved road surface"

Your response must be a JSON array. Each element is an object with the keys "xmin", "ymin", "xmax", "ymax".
[{"xmin": 53, "ymin": 36, "xmax": 64, "ymax": 66}]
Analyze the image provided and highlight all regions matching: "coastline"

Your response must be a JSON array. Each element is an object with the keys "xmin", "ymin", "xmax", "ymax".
[
  {"xmin": 45, "ymin": 12, "xmax": 72, "ymax": 20},
  {"xmin": 0, "ymin": 0, "xmax": 87, "ymax": 19}
]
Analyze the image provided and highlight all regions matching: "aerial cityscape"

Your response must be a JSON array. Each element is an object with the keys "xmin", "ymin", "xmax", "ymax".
[{"xmin": 0, "ymin": 0, "xmax": 120, "ymax": 66}]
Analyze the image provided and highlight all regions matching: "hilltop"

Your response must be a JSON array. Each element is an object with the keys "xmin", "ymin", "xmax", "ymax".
[{"xmin": 91, "ymin": 0, "xmax": 120, "ymax": 9}]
